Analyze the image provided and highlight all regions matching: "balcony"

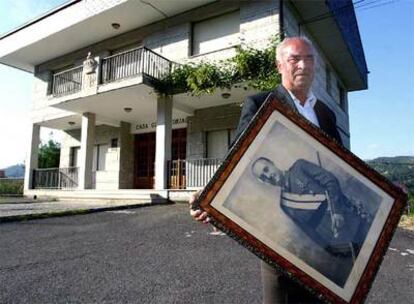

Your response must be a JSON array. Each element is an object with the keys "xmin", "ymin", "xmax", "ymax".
[
  {"xmin": 49, "ymin": 47, "xmax": 171, "ymax": 99},
  {"xmin": 52, "ymin": 66, "xmax": 83, "ymax": 96},
  {"xmin": 101, "ymin": 47, "xmax": 171, "ymax": 84}
]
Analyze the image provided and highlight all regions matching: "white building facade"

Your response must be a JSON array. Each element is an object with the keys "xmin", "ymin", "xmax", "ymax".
[{"xmin": 0, "ymin": 0, "xmax": 368, "ymax": 201}]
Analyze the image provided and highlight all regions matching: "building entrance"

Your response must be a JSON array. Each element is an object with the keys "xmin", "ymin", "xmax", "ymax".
[
  {"xmin": 134, "ymin": 132, "xmax": 155, "ymax": 189},
  {"xmin": 134, "ymin": 128, "xmax": 187, "ymax": 189}
]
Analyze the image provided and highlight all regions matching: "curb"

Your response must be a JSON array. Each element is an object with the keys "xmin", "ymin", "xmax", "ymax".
[{"xmin": 0, "ymin": 200, "xmax": 174, "ymax": 224}]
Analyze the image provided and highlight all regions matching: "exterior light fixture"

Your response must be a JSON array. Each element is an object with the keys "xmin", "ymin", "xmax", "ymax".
[
  {"xmin": 111, "ymin": 23, "xmax": 120, "ymax": 30},
  {"xmin": 124, "ymin": 107, "xmax": 132, "ymax": 113}
]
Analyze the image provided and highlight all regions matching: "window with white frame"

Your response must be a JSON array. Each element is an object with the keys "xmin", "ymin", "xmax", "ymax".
[{"xmin": 191, "ymin": 10, "xmax": 240, "ymax": 56}]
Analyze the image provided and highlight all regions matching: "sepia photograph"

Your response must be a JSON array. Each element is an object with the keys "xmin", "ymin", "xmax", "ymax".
[{"xmin": 203, "ymin": 101, "xmax": 406, "ymax": 303}]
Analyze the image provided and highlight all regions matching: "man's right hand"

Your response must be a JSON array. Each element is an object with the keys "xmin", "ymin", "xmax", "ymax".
[{"xmin": 189, "ymin": 190, "xmax": 210, "ymax": 224}]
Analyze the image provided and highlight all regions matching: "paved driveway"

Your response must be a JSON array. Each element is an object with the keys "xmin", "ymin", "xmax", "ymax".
[{"xmin": 0, "ymin": 204, "xmax": 412, "ymax": 303}]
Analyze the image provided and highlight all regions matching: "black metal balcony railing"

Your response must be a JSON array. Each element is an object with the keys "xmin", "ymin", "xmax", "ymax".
[
  {"xmin": 101, "ymin": 47, "xmax": 171, "ymax": 84},
  {"xmin": 33, "ymin": 167, "xmax": 79, "ymax": 189},
  {"xmin": 167, "ymin": 158, "xmax": 222, "ymax": 189},
  {"xmin": 52, "ymin": 66, "xmax": 83, "ymax": 96}
]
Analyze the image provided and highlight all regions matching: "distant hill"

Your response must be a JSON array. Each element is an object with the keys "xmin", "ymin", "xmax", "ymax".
[
  {"xmin": 367, "ymin": 156, "xmax": 414, "ymax": 193},
  {"xmin": 369, "ymin": 156, "xmax": 414, "ymax": 164},
  {"xmin": 1, "ymin": 164, "xmax": 25, "ymax": 178}
]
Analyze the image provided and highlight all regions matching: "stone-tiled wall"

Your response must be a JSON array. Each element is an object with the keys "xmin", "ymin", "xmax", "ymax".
[
  {"xmin": 59, "ymin": 124, "xmax": 133, "ymax": 190},
  {"xmin": 187, "ymin": 103, "xmax": 241, "ymax": 159}
]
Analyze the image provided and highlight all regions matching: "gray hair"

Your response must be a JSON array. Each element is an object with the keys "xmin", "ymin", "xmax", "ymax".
[{"xmin": 276, "ymin": 36, "xmax": 315, "ymax": 62}]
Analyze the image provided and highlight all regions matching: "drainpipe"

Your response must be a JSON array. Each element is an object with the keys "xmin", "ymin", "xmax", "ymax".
[{"xmin": 279, "ymin": 0, "xmax": 285, "ymax": 40}]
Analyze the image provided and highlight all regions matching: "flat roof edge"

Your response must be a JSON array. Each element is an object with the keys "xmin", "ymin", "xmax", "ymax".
[
  {"xmin": 0, "ymin": 0, "xmax": 82, "ymax": 40},
  {"xmin": 0, "ymin": 61, "xmax": 33, "ymax": 73}
]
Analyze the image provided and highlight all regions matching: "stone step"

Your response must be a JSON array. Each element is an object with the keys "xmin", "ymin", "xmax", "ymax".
[{"xmin": 25, "ymin": 189, "xmax": 196, "ymax": 203}]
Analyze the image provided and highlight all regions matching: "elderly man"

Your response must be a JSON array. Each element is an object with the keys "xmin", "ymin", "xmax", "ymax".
[{"xmin": 190, "ymin": 37, "xmax": 343, "ymax": 303}]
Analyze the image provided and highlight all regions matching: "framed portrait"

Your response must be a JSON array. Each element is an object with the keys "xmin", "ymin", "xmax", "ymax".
[{"xmin": 194, "ymin": 95, "xmax": 407, "ymax": 304}]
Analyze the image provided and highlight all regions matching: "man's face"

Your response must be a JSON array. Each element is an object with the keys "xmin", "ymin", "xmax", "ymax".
[
  {"xmin": 277, "ymin": 40, "xmax": 315, "ymax": 93},
  {"xmin": 253, "ymin": 159, "xmax": 283, "ymax": 186}
]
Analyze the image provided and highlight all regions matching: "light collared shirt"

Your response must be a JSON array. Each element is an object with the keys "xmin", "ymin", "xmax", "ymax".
[{"xmin": 287, "ymin": 90, "xmax": 320, "ymax": 127}]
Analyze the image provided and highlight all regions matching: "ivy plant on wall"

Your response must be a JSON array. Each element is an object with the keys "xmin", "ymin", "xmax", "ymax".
[{"xmin": 155, "ymin": 37, "xmax": 282, "ymax": 96}]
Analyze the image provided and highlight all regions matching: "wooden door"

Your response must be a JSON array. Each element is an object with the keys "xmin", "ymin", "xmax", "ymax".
[
  {"xmin": 172, "ymin": 128, "xmax": 187, "ymax": 160},
  {"xmin": 134, "ymin": 133, "xmax": 155, "ymax": 189},
  {"xmin": 169, "ymin": 128, "xmax": 187, "ymax": 189}
]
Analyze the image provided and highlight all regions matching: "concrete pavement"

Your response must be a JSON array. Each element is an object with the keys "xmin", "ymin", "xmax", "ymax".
[
  {"xmin": 0, "ymin": 204, "xmax": 412, "ymax": 303},
  {"xmin": 0, "ymin": 197, "xmax": 165, "ymax": 223}
]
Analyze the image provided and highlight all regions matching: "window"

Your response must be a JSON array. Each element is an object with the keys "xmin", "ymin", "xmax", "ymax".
[
  {"xmin": 92, "ymin": 144, "xmax": 109, "ymax": 171},
  {"xmin": 326, "ymin": 66, "xmax": 332, "ymax": 96},
  {"xmin": 207, "ymin": 129, "xmax": 236, "ymax": 159},
  {"xmin": 191, "ymin": 10, "xmax": 240, "ymax": 56},
  {"xmin": 69, "ymin": 145, "xmax": 108, "ymax": 170},
  {"xmin": 338, "ymin": 82, "xmax": 347, "ymax": 111},
  {"xmin": 111, "ymin": 138, "xmax": 118, "ymax": 148},
  {"xmin": 69, "ymin": 147, "xmax": 80, "ymax": 167}
]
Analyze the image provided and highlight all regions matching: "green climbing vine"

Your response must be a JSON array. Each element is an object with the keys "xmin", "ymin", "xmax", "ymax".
[{"xmin": 155, "ymin": 37, "xmax": 282, "ymax": 96}]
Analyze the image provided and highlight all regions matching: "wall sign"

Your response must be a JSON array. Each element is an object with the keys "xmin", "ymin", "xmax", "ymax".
[{"xmin": 133, "ymin": 118, "xmax": 188, "ymax": 134}]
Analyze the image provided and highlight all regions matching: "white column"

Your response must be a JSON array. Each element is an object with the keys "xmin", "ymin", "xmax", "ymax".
[
  {"xmin": 24, "ymin": 123, "xmax": 41, "ymax": 191},
  {"xmin": 78, "ymin": 112, "xmax": 95, "ymax": 189},
  {"xmin": 155, "ymin": 95, "xmax": 172, "ymax": 190}
]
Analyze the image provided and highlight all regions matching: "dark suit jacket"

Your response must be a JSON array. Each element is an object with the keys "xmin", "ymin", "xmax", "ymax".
[{"xmin": 235, "ymin": 85, "xmax": 343, "ymax": 145}]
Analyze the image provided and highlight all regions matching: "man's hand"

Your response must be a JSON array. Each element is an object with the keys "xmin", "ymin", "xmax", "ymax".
[{"xmin": 189, "ymin": 190, "xmax": 210, "ymax": 224}]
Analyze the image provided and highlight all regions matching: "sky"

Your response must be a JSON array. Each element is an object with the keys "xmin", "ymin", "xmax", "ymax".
[
  {"xmin": 349, "ymin": 0, "xmax": 414, "ymax": 160},
  {"xmin": 0, "ymin": 0, "xmax": 413, "ymax": 169}
]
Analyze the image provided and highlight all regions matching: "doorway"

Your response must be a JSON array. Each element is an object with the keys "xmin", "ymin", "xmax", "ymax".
[
  {"xmin": 134, "ymin": 128, "xmax": 187, "ymax": 189},
  {"xmin": 134, "ymin": 132, "xmax": 155, "ymax": 189}
]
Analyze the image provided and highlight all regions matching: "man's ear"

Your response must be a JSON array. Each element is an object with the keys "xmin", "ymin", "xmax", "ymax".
[{"xmin": 276, "ymin": 60, "xmax": 281, "ymax": 73}]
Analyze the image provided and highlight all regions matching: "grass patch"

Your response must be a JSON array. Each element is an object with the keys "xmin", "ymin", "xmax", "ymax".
[{"xmin": 0, "ymin": 179, "xmax": 24, "ymax": 196}]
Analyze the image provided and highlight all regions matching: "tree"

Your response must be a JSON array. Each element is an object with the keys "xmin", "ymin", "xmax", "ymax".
[{"xmin": 38, "ymin": 140, "xmax": 61, "ymax": 168}]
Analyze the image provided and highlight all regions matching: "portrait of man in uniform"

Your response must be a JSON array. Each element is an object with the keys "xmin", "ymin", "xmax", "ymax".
[
  {"xmin": 250, "ymin": 156, "xmax": 373, "ymax": 287},
  {"xmin": 210, "ymin": 114, "xmax": 388, "ymax": 299}
]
